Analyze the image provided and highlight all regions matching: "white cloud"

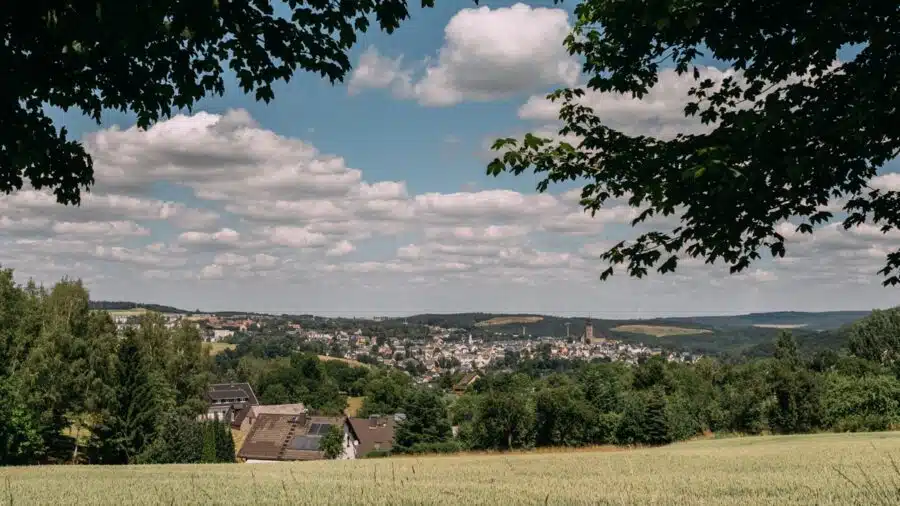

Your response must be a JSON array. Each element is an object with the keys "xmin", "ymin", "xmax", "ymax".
[
  {"xmin": 326, "ymin": 240, "xmax": 355, "ymax": 257},
  {"xmin": 2, "ymin": 106, "xmax": 897, "ymax": 316},
  {"xmin": 348, "ymin": 3, "xmax": 579, "ymax": 106}
]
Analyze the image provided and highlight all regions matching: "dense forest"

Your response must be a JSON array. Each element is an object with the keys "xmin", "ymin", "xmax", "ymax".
[{"xmin": 0, "ymin": 268, "xmax": 233, "ymax": 465}]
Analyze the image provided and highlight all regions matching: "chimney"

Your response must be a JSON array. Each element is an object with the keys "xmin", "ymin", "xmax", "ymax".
[
  {"xmin": 293, "ymin": 412, "xmax": 307, "ymax": 426},
  {"xmin": 369, "ymin": 415, "xmax": 379, "ymax": 428}
]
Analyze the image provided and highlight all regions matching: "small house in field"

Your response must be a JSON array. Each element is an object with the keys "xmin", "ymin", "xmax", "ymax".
[
  {"xmin": 452, "ymin": 372, "xmax": 480, "ymax": 395},
  {"xmin": 238, "ymin": 413, "xmax": 354, "ymax": 463},
  {"xmin": 346, "ymin": 415, "xmax": 397, "ymax": 457}
]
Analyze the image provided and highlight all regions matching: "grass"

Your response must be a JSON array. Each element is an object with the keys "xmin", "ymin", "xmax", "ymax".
[
  {"xmin": 612, "ymin": 324, "xmax": 713, "ymax": 337},
  {"xmin": 474, "ymin": 316, "xmax": 544, "ymax": 327},
  {"xmin": 204, "ymin": 342, "xmax": 237, "ymax": 356},
  {"xmin": 3, "ymin": 432, "xmax": 900, "ymax": 505}
]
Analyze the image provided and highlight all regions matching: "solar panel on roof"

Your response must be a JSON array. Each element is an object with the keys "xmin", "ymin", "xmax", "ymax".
[
  {"xmin": 308, "ymin": 423, "xmax": 322, "ymax": 434},
  {"xmin": 315, "ymin": 423, "xmax": 333, "ymax": 435},
  {"xmin": 291, "ymin": 436, "xmax": 321, "ymax": 451}
]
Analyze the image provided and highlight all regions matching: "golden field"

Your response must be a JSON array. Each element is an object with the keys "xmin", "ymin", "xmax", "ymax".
[
  {"xmin": 3, "ymin": 432, "xmax": 900, "ymax": 505},
  {"xmin": 474, "ymin": 315, "xmax": 544, "ymax": 327},
  {"xmin": 612, "ymin": 324, "xmax": 713, "ymax": 337}
]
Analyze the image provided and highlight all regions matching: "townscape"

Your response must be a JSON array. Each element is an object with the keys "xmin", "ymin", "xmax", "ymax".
[{"xmin": 113, "ymin": 310, "xmax": 701, "ymax": 383}]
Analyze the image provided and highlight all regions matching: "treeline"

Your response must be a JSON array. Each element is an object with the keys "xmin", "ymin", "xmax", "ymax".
[
  {"xmin": 0, "ymin": 269, "xmax": 232, "ymax": 465},
  {"xmin": 88, "ymin": 300, "xmax": 187, "ymax": 314},
  {"xmin": 364, "ymin": 319, "xmax": 900, "ymax": 453}
]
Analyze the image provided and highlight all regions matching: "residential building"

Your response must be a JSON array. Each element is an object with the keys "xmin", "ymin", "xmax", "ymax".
[
  {"xmin": 346, "ymin": 415, "xmax": 396, "ymax": 457},
  {"xmin": 238, "ymin": 413, "xmax": 354, "ymax": 463}
]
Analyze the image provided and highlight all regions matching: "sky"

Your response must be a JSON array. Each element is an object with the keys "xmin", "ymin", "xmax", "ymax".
[{"xmin": 3, "ymin": 1, "xmax": 900, "ymax": 318}]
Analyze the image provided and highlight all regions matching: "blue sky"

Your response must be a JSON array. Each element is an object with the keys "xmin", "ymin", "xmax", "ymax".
[{"xmin": 4, "ymin": 1, "xmax": 900, "ymax": 317}]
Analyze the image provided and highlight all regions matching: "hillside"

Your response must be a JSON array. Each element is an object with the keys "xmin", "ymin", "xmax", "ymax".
[{"xmin": 89, "ymin": 300, "xmax": 188, "ymax": 314}]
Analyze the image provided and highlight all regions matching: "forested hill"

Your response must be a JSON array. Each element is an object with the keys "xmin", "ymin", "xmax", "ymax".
[
  {"xmin": 88, "ymin": 300, "xmax": 188, "ymax": 314},
  {"xmin": 399, "ymin": 311, "xmax": 869, "ymax": 333},
  {"xmin": 396, "ymin": 311, "xmax": 874, "ymax": 357}
]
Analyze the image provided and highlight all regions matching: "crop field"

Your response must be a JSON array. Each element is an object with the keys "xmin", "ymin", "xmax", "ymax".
[
  {"xmin": 105, "ymin": 308, "xmax": 148, "ymax": 318},
  {"xmin": 3, "ymin": 432, "xmax": 900, "ymax": 505},
  {"xmin": 316, "ymin": 355, "xmax": 369, "ymax": 368},
  {"xmin": 753, "ymin": 323, "xmax": 809, "ymax": 329},
  {"xmin": 204, "ymin": 342, "xmax": 237, "ymax": 355},
  {"xmin": 612, "ymin": 324, "xmax": 713, "ymax": 337},
  {"xmin": 474, "ymin": 315, "xmax": 544, "ymax": 327}
]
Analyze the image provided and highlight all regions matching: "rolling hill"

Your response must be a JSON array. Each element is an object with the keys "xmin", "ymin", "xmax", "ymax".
[{"xmin": 395, "ymin": 310, "xmax": 871, "ymax": 356}]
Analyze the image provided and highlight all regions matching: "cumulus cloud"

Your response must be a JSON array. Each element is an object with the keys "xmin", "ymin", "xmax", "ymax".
[
  {"xmin": 348, "ymin": 3, "xmax": 579, "ymax": 106},
  {"xmin": 1, "ymin": 105, "xmax": 896, "ymax": 315}
]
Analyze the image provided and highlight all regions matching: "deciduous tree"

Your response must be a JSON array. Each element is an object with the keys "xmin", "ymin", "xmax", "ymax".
[
  {"xmin": 488, "ymin": 0, "xmax": 900, "ymax": 285},
  {"xmin": 4, "ymin": 1, "xmax": 473, "ymax": 204}
]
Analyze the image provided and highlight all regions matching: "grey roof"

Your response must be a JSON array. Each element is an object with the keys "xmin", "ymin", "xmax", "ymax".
[{"xmin": 207, "ymin": 383, "xmax": 259, "ymax": 405}]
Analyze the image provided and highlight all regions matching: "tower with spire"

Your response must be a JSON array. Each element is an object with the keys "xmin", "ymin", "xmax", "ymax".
[{"xmin": 583, "ymin": 318, "xmax": 594, "ymax": 345}]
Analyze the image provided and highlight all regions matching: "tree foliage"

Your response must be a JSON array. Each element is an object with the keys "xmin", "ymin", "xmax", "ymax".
[
  {"xmin": 4, "ymin": 0, "xmax": 478, "ymax": 204},
  {"xmin": 0, "ymin": 267, "xmax": 212, "ymax": 465},
  {"xmin": 320, "ymin": 425, "xmax": 344, "ymax": 460},
  {"xmin": 488, "ymin": 0, "xmax": 900, "ymax": 285}
]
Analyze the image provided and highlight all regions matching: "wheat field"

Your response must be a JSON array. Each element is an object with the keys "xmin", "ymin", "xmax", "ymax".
[{"xmin": 3, "ymin": 432, "xmax": 900, "ymax": 505}]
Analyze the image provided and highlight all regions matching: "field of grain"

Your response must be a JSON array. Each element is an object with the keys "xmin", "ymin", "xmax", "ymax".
[
  {"xmin": 474, "ymin": 315, "xmax": 544, "ymax": 327},
  {"xmin": 345, "ymin": 396, "xmax": 364, "ymax": 417},
  {"xmin": 106, "ymin": 308, "xmax": 148, "ymax": 318},
  {"xmin": 3, "ymin": 432, "xmax": 900, "ymax": 505},
  {"xmin": 612, "ymin": 324, "xmax": 713, "ymax": 337},
  {"xmin": 204, "ymin": 342, "xmax": 237, "ymax": 355},
  {"xmin": 316, "ymin": 355, "xmax": 369, "ymax": 368}
]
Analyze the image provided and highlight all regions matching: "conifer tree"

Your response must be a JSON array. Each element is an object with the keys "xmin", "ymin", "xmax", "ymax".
[{"xmin": 642, "ymin": 387, "xmax": 672, "ymax": 446}]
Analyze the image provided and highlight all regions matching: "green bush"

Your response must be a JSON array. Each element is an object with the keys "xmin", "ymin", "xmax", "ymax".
[
  {"xmin": 405, "ymin": 441, "xmax": 467, "ymax": 454},
  {"xmin": 363, "ymin": 450, "xmax": 392, "ymax": 458}
]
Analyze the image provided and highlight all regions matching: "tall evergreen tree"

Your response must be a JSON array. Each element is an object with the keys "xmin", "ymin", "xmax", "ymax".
[
  {"xmin": 214, "ymin": 420, "xmax": 236, "ymax": 463},
  {"xmin": 91, "ymin": 334, "xmax": 161, "ymax": 464},
  {"xmin": 642, "ymin": 387, "xmax": 673, "ymax": 446}
]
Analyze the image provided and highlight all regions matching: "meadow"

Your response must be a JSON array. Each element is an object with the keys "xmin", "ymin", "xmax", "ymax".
[
  {"xmin": 3, "ymin": 432, "xmax": 900, "ymax": 505},
  {"xmin": 611, "ymin": 324, "xmax": 713, "ymax": 337}
]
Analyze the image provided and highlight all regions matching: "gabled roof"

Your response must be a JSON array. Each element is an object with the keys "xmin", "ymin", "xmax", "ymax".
[
  {"xmin": 347, "ymin": 416, "xmax": 396, "ymax": 456},
  {"xmin": 237, "ymin": 413, "xmax": 344, "ymax": 461},
  {"xmin": 206, "ymin": 383, "xmax": 259, "ymax": 405},
  {"xmin": 453, "ymin": 372, "xmax": 480, "ymax": 391}
]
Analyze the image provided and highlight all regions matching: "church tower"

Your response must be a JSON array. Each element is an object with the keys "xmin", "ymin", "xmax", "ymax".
[{"xmin": 583, "ymin": 319, "xmax": 594, "ymax": 344}]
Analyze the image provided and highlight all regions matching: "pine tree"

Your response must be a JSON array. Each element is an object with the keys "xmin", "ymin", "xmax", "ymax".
[
  {"xmin": 215, "ymin": 420, "xmax": 236, "ymax": 463},
  {"xmin": 201, "ymin": 421, "xmax": 217, "ymax": 463},
  {"xmin": 642, "ymin": 387, "xmax": 672, "ymax": 446},
  {"xmin": 93, "ymin": 334, "xmax": 161, "ymax": 464}
]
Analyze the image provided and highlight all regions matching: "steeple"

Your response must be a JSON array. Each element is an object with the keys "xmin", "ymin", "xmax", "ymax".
[{"xmin": 583, "ymin": 318, "xmax": 594, "ymax": 344}]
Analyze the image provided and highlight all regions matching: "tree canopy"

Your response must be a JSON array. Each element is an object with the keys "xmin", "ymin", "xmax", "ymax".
[
  {"xmin": 4, "ymin": 0, "xmax": 467, "ymax": 205},
  {"xmin": 488, "ymin": 0, "xmax": 900, "ymax": 285}
]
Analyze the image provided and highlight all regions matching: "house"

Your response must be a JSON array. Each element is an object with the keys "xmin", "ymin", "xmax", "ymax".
[
  {"xmin": 207, "ymin": 382, "xmax": 259, "ymax": 407},
  {"xmin": 202, "ymin": 383, "xmax": 259, "ymax": 424},
  {"xmin": 452, "ymin": 372, "xmax": 480, "ymax": 394},
  {"xmin": 346, "ymin": 415, "xmax": 397, "ymax": 457},
  {"xmin": 201, "ymin": 404, "xmax": 235, "ymax": 424},
  {"xmin": 237, "ymin": 403, "xmax": 307, "ymax": 433},
  {"xmin": 238, "ymin": 413, "xmax": 355, "ymax": 463}
]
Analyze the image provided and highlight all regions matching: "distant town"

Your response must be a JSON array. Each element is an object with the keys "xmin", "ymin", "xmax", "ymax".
[{"xmin": 109, "ymin": 309, "xmax": 702, "ymax": 383}]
